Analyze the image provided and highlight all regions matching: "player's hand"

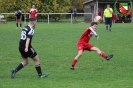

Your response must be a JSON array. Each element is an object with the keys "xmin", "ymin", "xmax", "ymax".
[
  {"xmin": 25, "ymin": 48, "xmax": 28, "ymax": 52},
  {"xmin": 95, "ymin": 35, "xmax": 99, "ymax": 39},
  {"xmin": 97, "ymin": 36, "xmax": 99, "ymax": 39}
]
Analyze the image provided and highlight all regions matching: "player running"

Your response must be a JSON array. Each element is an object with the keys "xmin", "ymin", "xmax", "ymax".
[
  {"xmin": 15, "ymin": 9, "xmax": 22, "ymax": 29},
  {"xmin": 29, "ymin": 5, "xmax": 37, "ymax": 18},
  {"xmin": 11, "ymin": 18, "xmax": 48, "ymax": 78},
  {"xmin": 70, "ymin": 22, "xmax": 113, "ymax": 70}
]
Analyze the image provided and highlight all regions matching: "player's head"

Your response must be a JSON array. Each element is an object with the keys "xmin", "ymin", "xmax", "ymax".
[
  {"xmin": 91, "ymin": 22, "xmax": 98, "ymax": 30},
  {"xmin": 29, "ymin": 18, "xmax": 37, "ymax": 27},
  {"xmin": 32, "ymin": 5, "xmax": 35, "ymax": 8},
  {"xmin": 107, "ymin": 4, "xmax": 110, "ymax": 8}
]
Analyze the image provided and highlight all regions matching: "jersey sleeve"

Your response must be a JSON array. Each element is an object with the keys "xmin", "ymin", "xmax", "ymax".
[
  {"xmin": 111, "ymin": 8, "xmax": 113, "ymax": 13},
  {"xmin": 89, "ymin": 27, "xmax": 98, "ymax": 36},
  {"xmin": 19, "ymin": 10, "xmax": 22, "ymax": 15},
  {"xmin": 27, "ymin": 29, "xmax": 34, "ymax": 38},
  {"xmin": 103, "ymin": 9, "xmax": 106, "ymax": 17},
  {"xmin": 15, "ymin": 11, "xmax": 17, "ymax": 16}
]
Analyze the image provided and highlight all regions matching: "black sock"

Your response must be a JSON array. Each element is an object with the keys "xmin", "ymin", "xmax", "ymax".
[
  {"xmin": 106, "ymin": 25, "xmax": 108, "ymax": 30},
  {"xmin": 110, "ymin": 24, "xmax": 112, "ymax": 29},
  {"xmin": 20, "ymin": 23, "xmax": 22, "ymax": 27},
  {"xmin": 16, "ymin": 23, "xmax": 18, "ymax": 27},
  {"xmin": 15, "ymin": 62, "xmax": 25, "ymax": 72},
  {"xmin": 35, "ymin": 64, "xmax": 42, "ymax": 76}
]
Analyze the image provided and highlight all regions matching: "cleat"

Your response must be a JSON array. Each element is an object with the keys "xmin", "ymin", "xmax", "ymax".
[
  {"xmin": 70, "ymin": 66, "xmax": 74, "ymax": 70},
  {"xmin": 106, "ymin": 54, "xmax": 113, "ymax": 60},
  {"xmin": 39, "ymin": 74, "xmax": 49, "ymax": 78},
  {"xmin": 11, "ymin": 70, "xmax": 16, "ymax": 78}
]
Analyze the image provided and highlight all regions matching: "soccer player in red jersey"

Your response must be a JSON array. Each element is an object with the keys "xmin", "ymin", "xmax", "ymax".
[
  {"xmin": 70, "ymin": 22, "xmax": 113, "ymax": 70},
  {"xmin": 29, "ymin": 5, "xmax": 37, "ymax": 18}
]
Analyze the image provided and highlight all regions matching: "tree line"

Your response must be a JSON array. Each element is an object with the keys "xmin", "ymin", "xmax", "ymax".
[{"xmin": 0, "ymin": 0, "xmax": 86, "ymax": 21}]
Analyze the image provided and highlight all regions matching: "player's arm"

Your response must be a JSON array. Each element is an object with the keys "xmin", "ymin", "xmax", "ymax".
[
  {"xmin": 35, "ymin": 9, "xmax": 38, "ymax": 17},
  {"xmin": 89, "ymin": 28, "xmax": 99, "ymax": 39},
  {"xmin": 20, "ymin": 10, "xmax": 22, "ymax": 19},
  {"xmin": 103, "ymin": 10, "xmax": 106, "ymax": 17},
  {"xmin": 108, "ymin": 8, "xmax": 113, "ymax": 13},
  {"xmin": 29, "ymin": 9, "xmax": 31, "ymax": 18},
  {"xmin": 25, "ymin": 38, "xmax": 30, "ymax": 52}
]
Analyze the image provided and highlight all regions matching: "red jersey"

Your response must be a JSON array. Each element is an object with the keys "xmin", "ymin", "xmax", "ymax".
[
  {"xmin": 98, "ymin": 10, "xmax": 101, "ymax": 16},
  {"xmin": 113, "ymin": 12, "xmax": 117, "ymax": 21},
  {"xmin": 29, "ymin": 8, "xmax": 37, "ymax": 18},
  {"xmin": 77, "ymin": 27, "xmax": 97, "ymax": 44}
]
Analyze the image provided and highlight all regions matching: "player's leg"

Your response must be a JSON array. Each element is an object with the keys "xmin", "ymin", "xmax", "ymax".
[
  {"xmin": 91, "ymin": 47, "xmax": 114, "ymax": 60},
  {"xmin": 11, "ymin": 48, "xmax": 29, "ymax": 78},
  {"xmin": 74, "ymin": 15, "xmax": 77, "ymax": 23},
  {"xmin": 70, "ymin": 50, "xmax": 83, "ymax": 70},
  {"xmin": 105, "ymin": 18, "xmax": 108, "ymax": 31},
  {"xmin": 109, "ymin": 18, "xmax": 112, "ymax": 31},
  {"xmin": 15, "ymin": 58, "xmax": 28, "ymax": 72},
  {"xmin": 16, "ymin": 18, "xmax": 19, "ymax": 29},
  {"xmin": 29, "ymin": 47, "xmax": 48, "ymax": 78},
  {"xmin": 11, "ymin": 58, "xmax": 28, "ymax": 78},
  {"xmin": 19, "ymin": 18, "xmax": 22, "ymax": 29},
  {"xmin": 72, "ymin": 15, "xmax": 76, "ymax": 23},
  {"xmin": 32, "ymin": 55, "xmax": 48, "ymax": 78},
  {"xmin": 90, "ymin": 46, "xmax": 113, "ymax": 60}
]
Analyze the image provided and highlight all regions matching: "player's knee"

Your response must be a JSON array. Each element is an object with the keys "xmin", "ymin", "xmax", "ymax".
[
  {"xmin": 22, "ymin": 61, "xmax": 28, "ymax": 66},
  {"xmin": 93, "ymin": 47, "xmax": 100, "ymax": 51},
  {"xmin": 96, "ymin": 47, "xmax": 100, "ymax": 51},
  {"xmin": 78, "ymin": 52, "xmax": 82, "ymax": 56}
]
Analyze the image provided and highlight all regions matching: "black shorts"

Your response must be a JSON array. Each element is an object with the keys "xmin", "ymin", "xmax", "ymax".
[
  {"xmin": 73, "ymin": 14, "xmax": 77, "ymax": 17},
  {"xmin": 105, "ymin": 17, "xmax": 112, "ymax": 25},
  {"xmin": 19, "ymin": 47, "xmax": 37, "ymax": 58},
  {"xmin": 16, "ymin": 16, "xmax": 21, "ymax": 20}
]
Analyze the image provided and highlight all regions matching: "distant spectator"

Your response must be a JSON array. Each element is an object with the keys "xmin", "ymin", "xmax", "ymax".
[
  {"xmin": 119, "ymin": 16, "xmax": 125, "ymax": 23},
  {"xmin": 98, "ymin": 8, "xmax": 101, "ymax": 16},
  {"xmin": 29, "ymin": 5, "xmax": 38, "ymax": 19},
  {"xmin": 15, "ymin": 9, "xmax": 22, "ymax": 29},
  {"xmin": 127, "ymin": 6, "xmax": 132, "ymax": 23},
  {"xmin": 113, "ymin": 12, "xmax": 117, "ymax": 23},
  {"xmin": 72, "ymin": 8, "xmax": 77, "ymax": 23}
]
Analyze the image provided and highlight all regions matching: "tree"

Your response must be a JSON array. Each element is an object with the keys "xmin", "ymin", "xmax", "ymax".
[
  {"xmin": 71, "ymin": 0, "xmax": 86, "ymax": 12},
  {"xmin": 0, "ymin": 0, "xmax": 86, "ymax": 21}
]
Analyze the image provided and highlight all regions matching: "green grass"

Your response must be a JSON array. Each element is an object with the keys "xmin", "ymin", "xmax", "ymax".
[{"xmin": 0, "ymin": 22, "xmax": 133, "ymax": 88}]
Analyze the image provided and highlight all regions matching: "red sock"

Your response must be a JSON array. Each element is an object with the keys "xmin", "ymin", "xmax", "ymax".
[
  {"xmin": 71, "ymin": 59, "xmax": 77, "ymax": 67},
  {"xmin": 100, "ymin": 52, "xmax": 107, "ymax": 58}
]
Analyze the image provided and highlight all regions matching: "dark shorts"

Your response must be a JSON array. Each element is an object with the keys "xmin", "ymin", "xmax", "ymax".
[
  {"xmin": 16, "ymin": 16, "xmax": 21, "ymax": 20},
  {"xmin": 73, "ymin": 14, "xmax": 77, "ymax": 17},
  {"xmin": 19, "ymin": 47, "xmax": 37, "ymax": 58},
  {"xmin": 105, "ymin": 17, "xmax": 112, "ymax": 25}
]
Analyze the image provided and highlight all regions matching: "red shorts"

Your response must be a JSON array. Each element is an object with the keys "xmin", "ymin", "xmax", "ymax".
[{"xmin": 77, "ymin": 43, "xmax": 93, "ymax": 51}]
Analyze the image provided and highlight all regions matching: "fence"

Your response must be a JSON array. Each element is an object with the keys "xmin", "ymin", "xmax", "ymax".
[{"xmin": 1, "ymin": 13, "xmax": 93, "ymax": 24}]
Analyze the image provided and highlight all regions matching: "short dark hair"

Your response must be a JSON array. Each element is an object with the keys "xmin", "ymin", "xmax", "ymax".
[
  {"xmin": 91, "ymin": 22, "xmax": 98, "ymax": 26},
  {"xmin": 107, "ymin": 4, "xmax": 110, "ymax": 7},
  {"xmin": 29, "ymin": 18, "xmax": 36, "ymax": 22}
]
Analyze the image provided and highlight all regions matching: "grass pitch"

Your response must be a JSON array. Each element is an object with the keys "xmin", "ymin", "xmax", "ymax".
[{"xmin": 0, "ymin": 22, "xmax": 133, "ymax": 88}]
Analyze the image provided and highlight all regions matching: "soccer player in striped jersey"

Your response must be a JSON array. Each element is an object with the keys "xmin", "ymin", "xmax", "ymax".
[
  {"xmin": 15, "ymin": 9, "xmax": 22, "ymax": 29},
  {"xmin": 11, "ymin": 18, "xmax": 48, "ymax": 78},
  {"xmin": 70, "ymin": 22, "xmax": 113, "ymax": 70}
]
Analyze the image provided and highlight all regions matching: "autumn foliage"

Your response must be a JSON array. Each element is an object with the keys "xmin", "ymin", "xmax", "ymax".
[{"xmin": 0, "ymin": 0, "xmax": 86, "ymax": 21}]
